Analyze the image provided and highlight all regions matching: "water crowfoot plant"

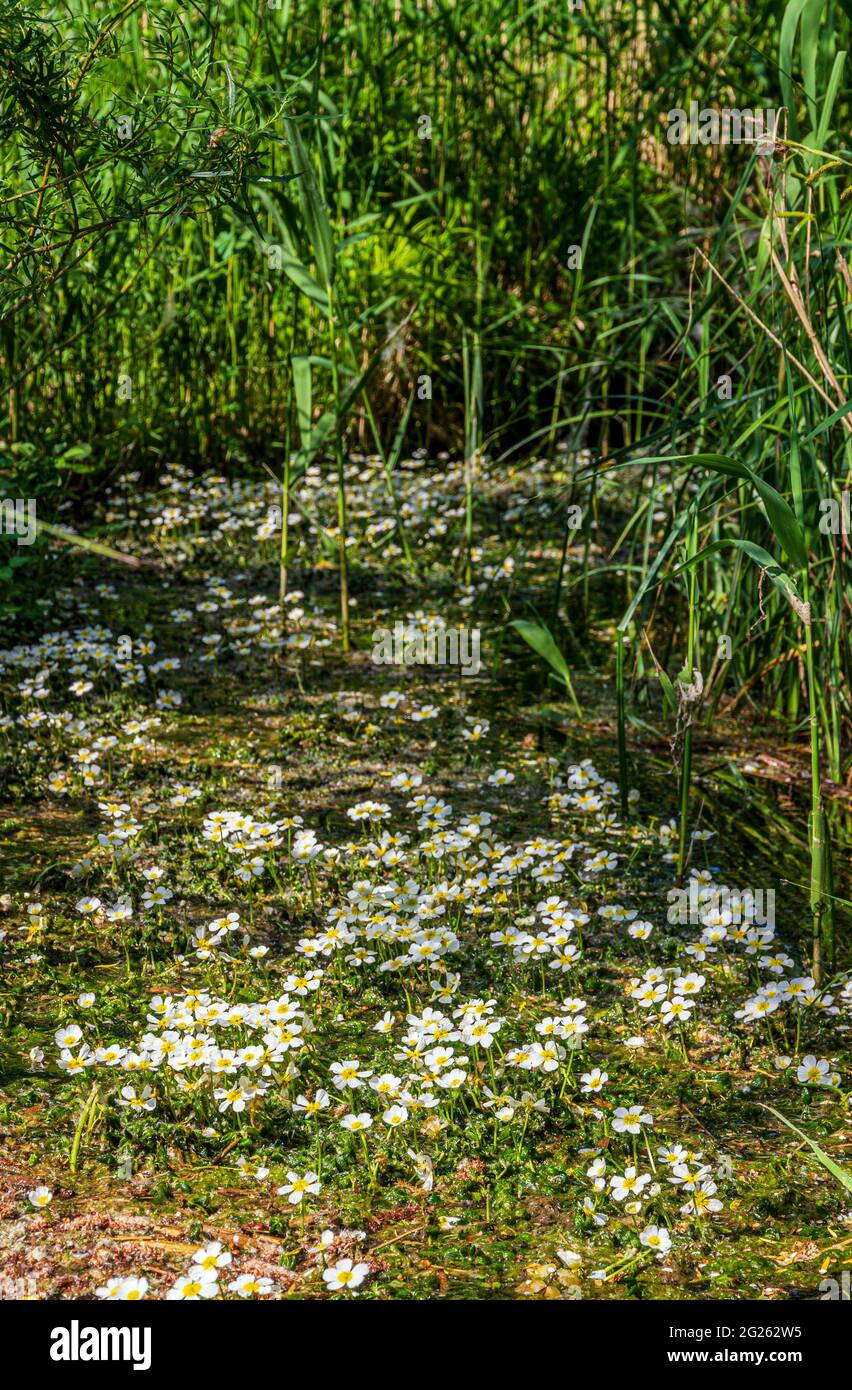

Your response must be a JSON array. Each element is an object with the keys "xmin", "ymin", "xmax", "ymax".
[{"xmin": 0, "ymin": 0, "xmax": 850, "ymax": 1319}]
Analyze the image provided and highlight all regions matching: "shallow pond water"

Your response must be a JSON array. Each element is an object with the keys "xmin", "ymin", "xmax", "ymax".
[{"xmin": 0, "ymin": 460, "xmax": 850, "ymax": 1302}]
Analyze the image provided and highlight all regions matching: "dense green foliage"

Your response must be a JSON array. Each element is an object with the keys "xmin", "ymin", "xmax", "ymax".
[
  {"xmin": 0, "ymin": 0, "xmax": 850, "ymax": 947},
  {"xmin": 1, "ymin": 0, "xmax": 851, "ymax": 1308},
  {"xmin": 0, "ymin": 0, "xmax": 844, "ymax": 462}
]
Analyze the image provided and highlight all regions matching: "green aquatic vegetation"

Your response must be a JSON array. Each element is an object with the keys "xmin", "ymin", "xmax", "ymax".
[
  {"xmin": 0, "ymin": 459, "xmax": 849, "ymax": 1303},
  {"xmin": 0, "ymin": 0, "xmax": 851, "ymax": 1309}
]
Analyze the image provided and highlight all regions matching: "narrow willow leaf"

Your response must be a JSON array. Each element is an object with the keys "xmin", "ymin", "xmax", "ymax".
[
  {"xmin": 629, "ymin": 454, "xmax": 807, "ymax": 570},
  {"xmin": 37, "ymin": 521, "xmax": 140, "ymax": 568},
  {"xmin": 642, "ymin": 630, "xmax": 678, "ymax": 715},
  {"xmin": 762, "ymin": 1105, "xmax": 852, "ymax": 1193},
  {"xmin": 284, "ymin": 116, "xmax": 334, "ymax": 290},
  {"xmin": 291, "ymin": 355, "xmax": 313, "ymax": 446},
  {"xmin": 673, "ymin": 539, "xmax": 811, "ymax": 624},
  {"xmin": 509, "ymin": 619, "xmax": 581, "ymax": 716}
]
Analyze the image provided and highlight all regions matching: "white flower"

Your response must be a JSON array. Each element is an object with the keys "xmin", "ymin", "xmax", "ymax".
[
  {"xmin": 28, "ymin": 1186, "xmax": 52, "ymax": 1209},
  {"xmin": 580, "ymin": 1067, "xmax": 608, "ymax": 1094},
  {"xmin": 341, "ymin": 1112, "xmax": 373, "ymax": 1132},
  {"xmin": 639, "ymin": 1224, "xmax": 672, "ymax": 1253},
  {"xmin": 228, "ymin": 1274, "xmax": 277, "ymax": 1298},
  {"xmin": 277, "ymin": 1171, "xmax": 321, "ymax": 1204},
  {"xmin": 680, "ymin": 1181, "xmax": 724, "ymax": 1216},
  {"xmin": 796, "ymin": 1055, "xmax": 835, "ymax": 1087},
  {"xmin": 612, "ymin": 1105, "xmax": 653, "ymax": 1134},
  {"xmin": 660, "ymin": 997, "xmax": 694, "ymax": 1025},
  {"xmin": 55, "ymin": 1024, "xmax": 82, "ymax": 1049},
  {"xmin": 166, "ymin": 1269, "xmax": 219, "ymax": 1300},
  {"xmin": 674, "ymin": 973, "xmax": 706, "ymax": 996},
  {"xmin": 97, "ymin": 1276, "xmax": 148, "ymax": 1300},
  {"xmin": 191, "ymin": 1241, "xmax": 231, "ymax": 1272},
  {"xmin": 609, "ymin": 1167, "xmax": 651, "ymax": 1202},
  {"xmin": 331, "ymin": 1059, "xmax": 373, "ymax": 1090},
  {"xmin": 117, "ymin": 1084, "xmax": 156, "ymax": 1112},
  {"xmin": 322, "ymin": 1258, "xmax": 370, "ymax": 1292}
]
